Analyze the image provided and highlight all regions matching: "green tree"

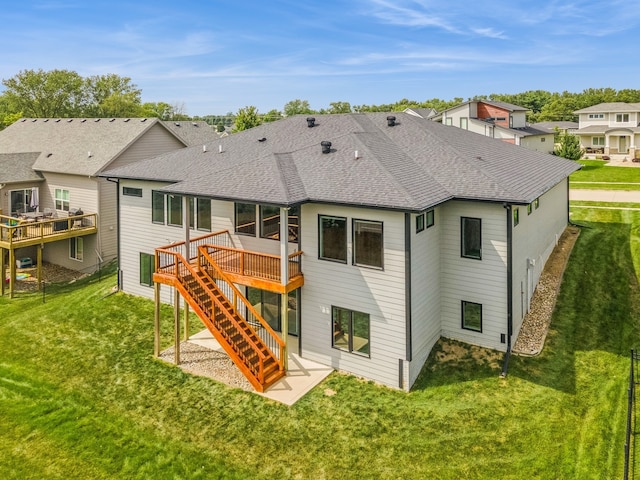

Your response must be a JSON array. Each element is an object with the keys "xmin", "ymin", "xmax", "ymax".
[
  {"xmin": 283, "ymin": 99, "xmax": 314, "ymax": 116},
  {"xmin": 84, "ymin": 74, "xmax": 142, "ymax": 117},
  {"xmin": 554, "ymin": 132, "xmax": 583, "ymax": 160},
  {"xmin": 325, "ymin": 101, "xmax": 352, "ymax": 114},
  {"xmin": 262, "ymin": 108, "xmax": 283, "ymax": 122},
  {"xmin": 2, "ymin": 69, "xmax": 86, "ymax": 117},
  {"xmin": 233, "ymin": 105, "xmax": 262, "ymax": 132}
]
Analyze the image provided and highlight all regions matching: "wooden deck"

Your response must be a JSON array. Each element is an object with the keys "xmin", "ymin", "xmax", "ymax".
[
  {"xmin": 153, "ymin": 230, "xmax": 304, "ymax": 293},
  {"xmin": 0, "ymin": 213, "xmax": 98, "ymax": 249}
]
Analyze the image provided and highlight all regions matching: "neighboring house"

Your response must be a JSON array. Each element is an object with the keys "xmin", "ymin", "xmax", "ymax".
[
  {"xmin": 0, "ymin": 118, "xmax": 218, "ymax": 297},
  {"xmin": 404, "ymin": 107, "xmax": 438, "ymax": 120},
  {"xmin": 423, "ymin": 100, "xmax": 554, "ymax": 154},
  {"xmin": 574, "ymin": 103, "xmax": 640, "ymax": 158},
  {"xmin": 101, "ymin": 112, "xmax": 579, "ymax": 391},
  {"xmin": 531, "ymin": 121, "xmax": 579, "ymax": 137}
]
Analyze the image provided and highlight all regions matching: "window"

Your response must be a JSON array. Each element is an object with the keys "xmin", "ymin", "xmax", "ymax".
[
  {"xmin": 189, "ymin": 197, "xmax": 211, "ymax": 231},
  {"xmin": 10, "ymin": 188, "xmax": 34, "ymax": 214},
  {"xmin": 235, "ymin": 203, "xmax": 256, "ymax": 235},
  {"xmin": 140, "ymin": 252, "xmax": 155, "ymax": 286},
  {"xmin": 167, "ymin": 194, "xmax": 183, "ymax": 226},
  {"xmin": 534, "ymin": 198, "xmax": 540, "ymax": 209},
  {"xmin": 461, "ymin": 217, "xmax": 482, "ymax": 259},
  {"xmin": 460, "ymin": 117, "xmax": 468, "ymax": 129},
  {"xmin": 588, "ymin": 113, "xmax": 604, "ymax": 119},
  {"xmin": 246, "ymin": 287, "xmax": 299, "ymax": 336},
  {"xmin": 445, "ymin": 117, "xmax": 453, "ymax": 126},
  {"xmin": 593, "ymin": 136, "xmax": 605, "ymax": 146},
  {"xmin": 426, "ymin": 209, "xmax": 435, "ymax": 228},
  {"xmin": 616, "ymin": 114, "xmax": 629, "ymax": 123},
  {"xmin": 541, "ymin": 137, "xmax": 546, "ymax": 143},
  {"xmin": 55, "ymin": 188, "xmax": 70, "ymax": 212},
  {"xmin": 527, "ymin": 203, "xmax": 533, "ymax": 215},
  {"xmin": 353, "ymin": 219, "xmax": 383, "ymax": 269},
  {"xmin": 319, "ymin": 215, "xmax": 347, "ymax": 262},
  {"xmin": 123, "ymin": 187, "xmax": 142, "ymax": 197},
  {"xmin": 69, "ymin": 237, "xmax": 83, "ymax": 261},
  {"xmin": 416, "ymin": 214, "xmax": 425, "ymax": 233},
  {"xmin": 259, "ymin": 205, "xmax": 300, "ymax": 242},
  {"xmin": 462, "ymin": 301, "xmax": 482, "ymax": 332},
  {"xmin": 152, "ymin": 191, "xmax": 165, "ymax": 224},
  {"xmin": 332, "ymin": 306, "xmax": 370, "ymax": 357},
  {"xmin": 513, "ymin": 207, "xmax": 519, "ymax": 226}
]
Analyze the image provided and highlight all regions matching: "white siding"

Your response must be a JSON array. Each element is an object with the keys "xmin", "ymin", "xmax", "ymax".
[
  {"xmin": 98, "ymin": 178, "xmax": 117, "ymax": 260},
  {"xmin": 520, "ymin": 134, "xmax": 555, "ymax": 154},
  {"xmin": 299, "ymin": 204, "xmax": 407, "ymax": 389},
  {"xmin": 408, "ymin": 208, "xmax": 442, "ymax": 388},
  {"xmin": 440, "ymin": 201, "xmax": 508, "ymax": 351},
  {"xmin": 511, "ymin": 181, "xmax": 569, "ymax": 337}
]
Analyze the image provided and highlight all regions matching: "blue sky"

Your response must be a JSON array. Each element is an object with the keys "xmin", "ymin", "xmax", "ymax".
[{"xmin": 2, "ymin": 1, "xmax": 639, "ymax": 116}]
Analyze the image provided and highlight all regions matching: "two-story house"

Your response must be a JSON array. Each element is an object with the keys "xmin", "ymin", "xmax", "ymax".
[
  {"xmin": 410, "ymin": 100, "xmax": 554, "ymax": 153},
  {"xmin": 0, "ymin": 118, "xmax": 217, "ymax": 297},
  {"xmin": 574, "ymin": 102, "xmax": 640, "ymax": 159},
  {"xmin": 101, "ymin": 112, "xmax": 579, "ymax": 392}
]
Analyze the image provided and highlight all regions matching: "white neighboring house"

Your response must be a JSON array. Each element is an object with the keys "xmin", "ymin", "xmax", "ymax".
[
  {"xmin": 411, "ymin": 100, "xmax": 554, "ymax": 154},
  {"xmin": 102, "ymin": 112, "xmax": 579, "ymax": 391},
  {"xmin": 0, "ymin": 118, "xmax": 217, "ymax": 289},
  {"xmin": 574, "ymin": 102, "xmax": 640, "ymax": 159}
]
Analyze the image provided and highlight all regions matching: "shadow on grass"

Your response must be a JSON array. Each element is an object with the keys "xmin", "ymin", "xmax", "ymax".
[{"xmin": 413, "ymin": 220, "xmax": 640, "ymax": 394}]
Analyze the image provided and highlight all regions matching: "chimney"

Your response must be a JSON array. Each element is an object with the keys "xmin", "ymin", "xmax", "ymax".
[
  {"xmin": 321, "ymin": 141, "xmax": 332, "ymax": 154},
  {"xmin": 387, "ymin": 116, "xmax": 396, "ymax": 127},
  {"xmin": 307, "ymin": 117, "xmax": 316, "ymax": 128}
]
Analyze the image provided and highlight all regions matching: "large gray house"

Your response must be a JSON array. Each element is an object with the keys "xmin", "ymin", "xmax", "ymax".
[{"xmin": 101, "ymin": 112, "xmax": 580, "ymax": 391}]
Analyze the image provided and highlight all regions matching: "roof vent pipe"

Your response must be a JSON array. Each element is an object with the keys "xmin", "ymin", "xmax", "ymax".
[
  {"xmin": 218, "ymin": 144, "xmax": 223, "ymax": 154},
  {"xmin": 387, "ymin": 116, "xmax": 396, "ymax": 127},
  {"xmin": 321, "ymin": 141, "xmax": 332, "ymax": 154},
  {"xmin": 307, "ymin": 117, "xmax": 316, "ymax": 128},
  {"xmin": 203, "ymin": 145, "xmax": 207, "ymax": 153}
]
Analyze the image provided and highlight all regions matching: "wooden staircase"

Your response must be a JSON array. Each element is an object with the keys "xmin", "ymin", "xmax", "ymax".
[{"xmin": 162, "ymin": 249, "xmax": 286, "ymax": 392}]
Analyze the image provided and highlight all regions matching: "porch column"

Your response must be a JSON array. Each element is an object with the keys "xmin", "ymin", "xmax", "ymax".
[
  {"xmin": 605, "ymin": 134, "xmax": 610, "ymax": 155},
  {"xmin": 280, "ymin": 207, "xmax": 289, "ymax": 369}
]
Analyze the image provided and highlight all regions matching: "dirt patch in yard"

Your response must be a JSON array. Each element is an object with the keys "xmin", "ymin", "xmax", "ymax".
[{"xmin": 5, "ymin": 262, "xmax": 87, "ymax": 293}]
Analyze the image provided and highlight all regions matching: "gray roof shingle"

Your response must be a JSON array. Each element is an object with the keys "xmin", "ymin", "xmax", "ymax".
[
  {"xmin": 0, "ymin": 117, "xmax": 185, "ymax": 176},
  {"xmin": 574, "ymin": 102, "xmax": 640, "ymax": 114},
  {"xmin": 0, "ymin": 152, "xmax": 44, "ymax": 183},
  {"xmin": 102, "ymin": 112, "xmax": 580, "ymax": 211},
  {"xmin": 160, "ymin": 121, "xmax": 219, "ymax": 146}
]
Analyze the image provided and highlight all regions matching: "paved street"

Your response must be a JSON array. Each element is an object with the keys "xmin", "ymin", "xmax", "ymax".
[{"xmin": 570, "ymin": 189, "xmax": 640, "ymax": 203}]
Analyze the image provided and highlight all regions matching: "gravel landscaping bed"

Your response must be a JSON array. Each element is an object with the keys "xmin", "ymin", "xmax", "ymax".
[{"xmin": 512, "ymin": 226, "xmax": 580, "ymax": 356}]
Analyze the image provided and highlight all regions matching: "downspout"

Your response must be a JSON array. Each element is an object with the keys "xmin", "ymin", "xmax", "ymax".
[
  {"xmin": 403, "ymin": 212, "xmax": 412, "ymax": 390},
  {"xmin": 106, "ymin": 178, "xmax": 122, "ymax": 290},
  {"xmin": 501, "ymin": 203, "xmax": 513, "ymax": 378}
]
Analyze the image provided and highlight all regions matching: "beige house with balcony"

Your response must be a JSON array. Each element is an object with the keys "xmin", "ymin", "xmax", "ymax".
[{"xmin": 574, "ymin": 102, "xmax": 640, "ymax": 159}]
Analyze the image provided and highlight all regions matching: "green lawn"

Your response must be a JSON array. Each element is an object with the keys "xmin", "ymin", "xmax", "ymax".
[
  {"xmin": 1, "ymin": 207, "xmax": 639, "ymax": 479},
  {"xmin": 571, "ymin": 160, "xmax": 640, "ymax": 190}
]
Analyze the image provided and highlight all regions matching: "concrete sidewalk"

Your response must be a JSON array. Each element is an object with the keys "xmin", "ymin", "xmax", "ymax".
[{"xmin": 570, "ymin": 189, "xmax": 640, "ymax": 203}]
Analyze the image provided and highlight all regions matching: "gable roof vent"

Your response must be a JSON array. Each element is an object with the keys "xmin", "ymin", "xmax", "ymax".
[
  {"xmin": 387, "ymin": 116, "xmax": 396, "ymax": 127},
  {"xmin": 307, "ymin": 117, "xmax": 316, "ymax": 128},
  {"xmin": 321, "ymin": 141, "xmax": 332, "ymax": 154}
]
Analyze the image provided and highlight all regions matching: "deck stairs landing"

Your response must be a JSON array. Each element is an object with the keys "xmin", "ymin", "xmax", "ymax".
[{"xmin": 162, "ymin": 249, "xmax": 285, "ymax": 392}]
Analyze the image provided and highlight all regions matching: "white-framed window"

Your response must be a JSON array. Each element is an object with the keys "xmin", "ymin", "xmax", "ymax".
[
  {"xmin": 70, "ymin": 237, "xmax": 83, "ymax": 261},
  {"xmin": 55, "ymin": 188, "xmax": 70, "ymax": 212},
  {"xmin": 460, "ymin": 117, "xmax": 468, "ymax": 129},
  {"xmin": 593, "ymin": 137, "xmax": 605, "ymax": 146},
  {"xmin": 616, "ymin": 114, "xmax": 629, "ymax": 123},
  {"xmin": 588, "ymin": 113, "xmax": 604, "ymax": 119},
  {"xmin": 10, "ymin": 188, "xmax": 35, "ymax": 214}
]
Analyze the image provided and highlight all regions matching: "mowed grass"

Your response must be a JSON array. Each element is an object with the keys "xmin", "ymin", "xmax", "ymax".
[
  {"xmin": 1, "ymin": 207, "xmax": 640, "ymax": 479},
  {"xmin": 571, "ymin": 160, "xmax": 640, "ymax": 190}
]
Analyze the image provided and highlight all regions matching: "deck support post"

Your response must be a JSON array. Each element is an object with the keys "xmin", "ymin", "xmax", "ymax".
[
  {"xmin": 183, "ymin": 299, "xmax": 190, "ymax": 341},
  {"xmin": 174, "ymin": 287, "xmax": 180, "ymax": 365},
  {"xmin": 8, "ymin": 246, "xmax": 15, "ymax": 299},
  {"xmin": 182, "ymin": 195, "xmax": 191, "ymax": 345},
  {"xmin": 37, "ymin": 244, "xmax": 43, "ymax": 291},
  {"xmin": 154, "ymin": 282, "xmax": 161, "ymax": 357},
  {"xmin": 0, "ymin": 247, "xmax": 5, "ymax": 297},
  {"xmin": 280, "ymin": 207, "xmax": 289, "ymax": 370}
]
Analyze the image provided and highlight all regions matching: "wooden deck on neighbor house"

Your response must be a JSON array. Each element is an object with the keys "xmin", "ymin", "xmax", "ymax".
[
  {"xmin": 153, "ymin": 230, "xmax": 304, "ymax": 294},
  {"xmin": 1, "ymin": 213, "xmax": 98, "ymax": 297}
]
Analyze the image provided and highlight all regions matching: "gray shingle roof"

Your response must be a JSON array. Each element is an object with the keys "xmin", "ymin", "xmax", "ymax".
[
  {"xmin": 574, "ymin": 102, "xmax": 640, "ymax": 114},
  {"xmin": 531, "ymin": 121, "xmax": 579, "ymax": 133},
  {"xmin": 0, "ymin": 152, "xmax": 44, "ymax": 183},
  {"xmin": 481, "ymin": 100, "xmax": 529, "ymax": 112},
  {"xmin": 101, "ymin": 112, "xmax": 580, "ymax": 211},
  {"xmin": 160, "ymin": 121, "xmax": 219, "ymax": 146},
  {"xmin": 0, "ymin": 117, "xmax": 181, "ymax": 176}
]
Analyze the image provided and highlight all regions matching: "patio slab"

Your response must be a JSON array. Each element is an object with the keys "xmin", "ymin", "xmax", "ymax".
[{"xmin": 183, "ymin": 329, "xmax": 333, "ymax": 405}]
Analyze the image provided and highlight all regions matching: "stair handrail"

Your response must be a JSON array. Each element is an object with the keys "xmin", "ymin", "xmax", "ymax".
[
  {"xmin": 166, "ymin": 249, "xmax": 271, "ymax": 381},
  {"xmin": 198, "ymin": 246, "xmax": 286, "ymax": 367}
]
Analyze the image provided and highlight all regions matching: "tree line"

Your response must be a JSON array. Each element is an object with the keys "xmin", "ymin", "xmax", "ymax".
[{"xmin": 3, "ymin": 69, "xmax": 640, "ymax": 132}]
